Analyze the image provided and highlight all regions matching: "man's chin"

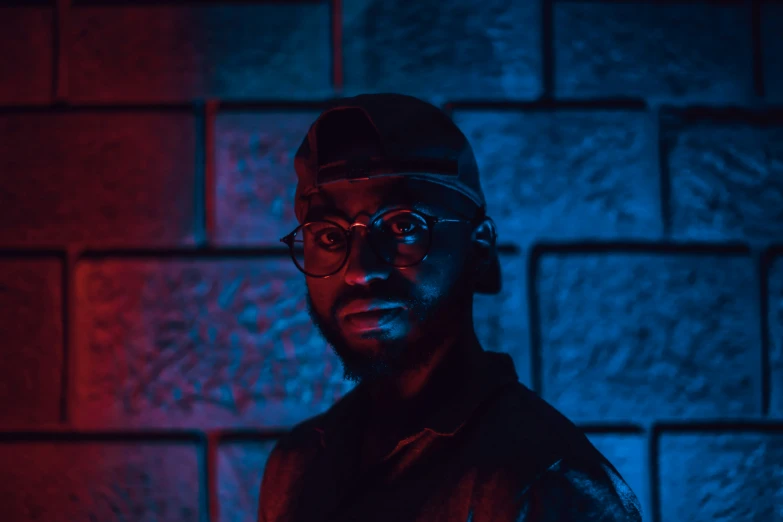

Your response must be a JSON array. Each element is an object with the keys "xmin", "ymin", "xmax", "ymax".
[
  {"xmin": 338, "ymin": 357, "xmax": 395, "ymax": 384},
  {"xmin": 330, "ymin": 337, "xmax": 409, "ymax": 383}
]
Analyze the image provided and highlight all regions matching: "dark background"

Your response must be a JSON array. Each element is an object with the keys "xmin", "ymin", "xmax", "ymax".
[{"xmin": 0, "ymin": 0, "xmax": 781, "ymax": 521}]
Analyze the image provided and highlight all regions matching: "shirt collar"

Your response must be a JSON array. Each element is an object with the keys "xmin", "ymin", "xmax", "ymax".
[{"xmin": 313, "ymin": 349, "xmax": 519, "ymax": 448}]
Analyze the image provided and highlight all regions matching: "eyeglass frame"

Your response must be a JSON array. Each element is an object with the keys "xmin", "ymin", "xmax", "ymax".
[{"xmin": 279, "ymin": 207, "xmax": 482, "ymax": 278}]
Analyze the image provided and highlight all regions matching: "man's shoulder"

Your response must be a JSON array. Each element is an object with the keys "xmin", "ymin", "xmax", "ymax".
[
  {"xmin": 257, "ymin": 413, "xmax": 328, "ymax": 522},
  {"xmin": 475, "ymin": 382, "xmax": 594, "ymax": 455},
  {"xmin": 469, "ymin": 381, "xmax": 614, "ymax": 485},
  {"xmin": 467, "ymin": 382, "xmax": 643, "ymax": 520},
  {"xmin": 515, "ymin": 456, "xmax": 644, "ymax": 520},
  {"xmin": 269, "ymin": 413, "xmax": 326, "ymax": 459}
]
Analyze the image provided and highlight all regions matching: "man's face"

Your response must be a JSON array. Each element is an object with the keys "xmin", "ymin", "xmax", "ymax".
[{"xmin": 302, "ymin": 177, "xmax": 476, "ymax": 384}]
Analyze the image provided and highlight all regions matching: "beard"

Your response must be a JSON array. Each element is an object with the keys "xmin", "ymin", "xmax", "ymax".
[{"xmin": 305, "ymin": 277, "xmax": 472, "ymax": 384}]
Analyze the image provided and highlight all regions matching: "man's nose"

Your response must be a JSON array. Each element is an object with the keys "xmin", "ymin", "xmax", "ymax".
[{"xmin": 343, "ymin": 228, "xmax": 390, "ymax": 287}]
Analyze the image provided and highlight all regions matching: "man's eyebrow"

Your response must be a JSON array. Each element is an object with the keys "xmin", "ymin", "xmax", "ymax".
[
  {"xmin": 407, "ymin": 201, "xmax": 462, "ymax": 217},
  {"xmin": 311, "ymin": 203, "xmax": 413, "ymax": 222},
  {"xmin": 410, "ymin": 202, "xmax": 438, "ymax": 213},
  {"xmin": 309, "ymin": 208, "xmax": 350, "ymax": 221},
  {"xmin": 307, "ymin": 199, "xmax": 457, "ymax": 223}
]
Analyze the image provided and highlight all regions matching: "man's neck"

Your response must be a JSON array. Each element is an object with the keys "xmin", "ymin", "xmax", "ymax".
[{"xmin": 363, "ymin": 328, "xmax": 484, "ymax": 437}]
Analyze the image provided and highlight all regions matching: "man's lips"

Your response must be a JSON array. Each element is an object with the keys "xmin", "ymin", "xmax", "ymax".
[
  {"xmin": 337, "ymin": 299, "xmax": 406, "ymax": 319},
  {"xmin": 341, "ymin": 307, "xmax": 405, "ymax": 332},
  {"xmin": 337, "ymin": 299, "xmax": 407, "ymax": 332}
]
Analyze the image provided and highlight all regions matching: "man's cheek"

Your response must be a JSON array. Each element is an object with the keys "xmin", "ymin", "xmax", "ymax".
[
  {"xmin": 306, "ymin": 285, "xmax": 333, "ymax": 312},
  {"xmin": 413, "ymin": 278, "xmax": 445, "ymax": 306},
  {"xmin": 305, "ymin": 290, "xmax": 336, "ymax": 331}
]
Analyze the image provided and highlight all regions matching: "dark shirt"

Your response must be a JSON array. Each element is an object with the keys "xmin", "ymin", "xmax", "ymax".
[{"xmin": 257, "ymin": 350, "xmax": 643, "ymax": 521}]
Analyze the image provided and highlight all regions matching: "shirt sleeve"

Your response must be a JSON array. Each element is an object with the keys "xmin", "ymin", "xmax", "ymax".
[{"xmin": 516, "ymin": 457, "xmax": 643, "ymax": 521}]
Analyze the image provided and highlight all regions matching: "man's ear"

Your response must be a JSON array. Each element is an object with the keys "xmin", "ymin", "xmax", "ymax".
[{"xmin": 471, "ymin": 217, "xmax": 497, "ymax": 254}]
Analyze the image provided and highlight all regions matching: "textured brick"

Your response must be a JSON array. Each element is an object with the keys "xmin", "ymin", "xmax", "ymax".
[
  {"xmin": 0, "ymin": 111, "xmax": 196, "ymax": 247},
  {"xmin": 453, "ymin": 110, "xmax": 661, "ymax": 245},
  {"xmin": 586, "ymin": 433, "xmax": 649, "ymax": 522},
  {"xmin": 72, "ymin": 258, "xmax": 355, "ymax": 429},
  {"xmin": 218, "ymin": 439, "xmax": 276, "ymax": 522},
  {"xmin": 770, "ymin": 254, "xmax": 783, "ymax": 417},
  {"xmin": 342, "ymin": 0, "xmax": 541, "ymax": 104},
  {"xmin": 664, "ymin": 116, "xmax": 783, "ymax": 243},
  {"xmin": 0, "ymin": 258, "xmax": 62, "ymax": 426},
  {"xmin": 473, "ymin": 253, "xmax": 530, "ymax": 385},
  {"xmin": 554, "ymin": 1, "xmax": 753, "ymax": 103},
  {"xmin": 0, "ymin": 438, "xmax": 202, "ymax": 522},
  {"xmin": 537, "ymin": 252, "xmax": 760, "ymax": 423},
  {"xmin": 214, "ymin": 110, "xmax": 320, "ymax": 245},
  {"xmin": 0, "ymin": 7, "xmax": 53, "ymax": 105},
  {"xmin": 69, "ymin": 4, "xmax": 331, "ymax": 103},
  {"xmin": 763, "ymin": 3, "xmax": 783, "ymax": 102},
  {"xmin": 658, "ymin": 431, "xmax": 783, "ymax": 522}
]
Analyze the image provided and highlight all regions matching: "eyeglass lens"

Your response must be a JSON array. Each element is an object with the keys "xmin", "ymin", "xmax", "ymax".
[{"xmin": 289, "ymin": 210, "xmax": 432, "ymax": 276}]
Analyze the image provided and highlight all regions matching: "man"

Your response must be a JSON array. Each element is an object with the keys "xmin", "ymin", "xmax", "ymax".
[{"xmin": 257, "ymin": 93, "xmax": 643, "ymax": 521}]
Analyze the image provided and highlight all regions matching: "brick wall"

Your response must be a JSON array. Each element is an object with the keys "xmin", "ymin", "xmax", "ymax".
[{"xmin": 0, "ymin": 1, "xmax": 780, "ymax": 521}]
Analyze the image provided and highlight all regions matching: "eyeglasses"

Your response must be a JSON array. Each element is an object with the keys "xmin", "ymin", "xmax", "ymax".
[{"xmin": 280, "ymin": 208, "xmax": 476, "ymax": 278}]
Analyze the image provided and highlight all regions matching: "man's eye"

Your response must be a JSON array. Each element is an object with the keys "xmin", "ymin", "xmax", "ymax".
[
  {"xmin": 386, "ymin": 219, "xmax": 419, "ymax": 236},
  {"xmin": 314, "ymin": 229, "xmax": 345, "ymax": 248}
]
